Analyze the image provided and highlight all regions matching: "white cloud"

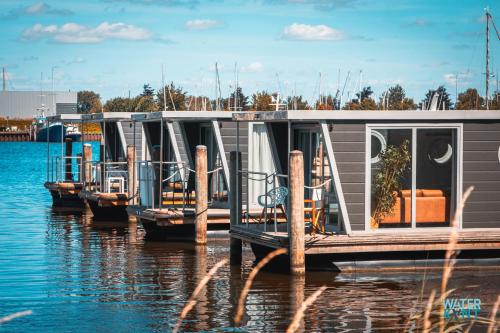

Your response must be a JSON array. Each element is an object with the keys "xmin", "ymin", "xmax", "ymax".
[
  {"xmin": 443, "ymin": 72, "xmax": 472, "ymax": 85},
  {"xmin": 282, "ymin": 23, "xmax": 344, "ymax": 41},
  {"xmin": 4, "ymin": 2, "xmax": 73, "ymax": 18},
  {"xmin": 241, "ymin": 62, "xmax": 264, "ymax": 73},
  {"xmin": 185, "ymin": 19, "xmax": 222, "ymax": 30},
  {"xmin": 21, "ymin": 22, "xmax": 152, "ymax": 43}
]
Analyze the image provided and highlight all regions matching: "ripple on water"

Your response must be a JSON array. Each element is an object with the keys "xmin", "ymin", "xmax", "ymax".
[{"xmin": 0, "ymin": 142, "xmax": 499, "ymax": 332}]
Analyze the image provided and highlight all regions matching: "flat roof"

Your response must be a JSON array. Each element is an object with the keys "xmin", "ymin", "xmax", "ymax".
[
  {"xmin": 81, "ymin": 112, "xmax": 137, "ymax": 122},
  {"xmin": 232, "ymin": 110, "xmax": 500, "ymax": 122},
  {"xmin": 132, "ymin": 111, "xmax": 234, "ymax": 122},
  {"xmin": 46, "ymin": 114, "xmax": 82, "ymax": 122}
]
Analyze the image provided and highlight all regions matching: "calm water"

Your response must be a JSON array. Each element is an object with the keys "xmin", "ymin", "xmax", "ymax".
[{"xmin": 0, "ymin": 142, "xmax": 499, "ymax": 332}]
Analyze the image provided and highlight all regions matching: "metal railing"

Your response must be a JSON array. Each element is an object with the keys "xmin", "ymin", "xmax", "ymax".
[
  {"xmin": 239, "ymin": 170, "xmax": 288, "ymax": 233},
  {"xmin": 47, "ymin": 156, "xmax": 82, "ymax": 183},
  {"xmin": 82, "ymin": 161, "xmax": 129, "ymax": 194},
  {"xmin": 136, "ymin": 160, "xmax": 191, "ymax": 210}
]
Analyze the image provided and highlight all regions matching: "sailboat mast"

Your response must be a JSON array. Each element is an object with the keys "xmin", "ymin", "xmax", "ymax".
[{"xmin": 486, "ymin": 8, "xmax": 490, "ymax": 110}]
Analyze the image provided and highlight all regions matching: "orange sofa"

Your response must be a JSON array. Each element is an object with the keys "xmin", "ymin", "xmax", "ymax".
[{"xmin": 379, "ymin": 189, "xmax": 449, "ymax": 225}]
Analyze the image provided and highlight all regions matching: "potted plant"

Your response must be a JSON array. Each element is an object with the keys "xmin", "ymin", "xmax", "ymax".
[{"xmin": 371, "ymin": 140, "xmax": 411, "ymax": 229}]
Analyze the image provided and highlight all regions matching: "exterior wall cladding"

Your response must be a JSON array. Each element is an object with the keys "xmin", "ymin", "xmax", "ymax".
[
  {"xmin": 328, "ymin": 120, "xmax": 500, "ymax": 231},
  {"xmin": 219, "ymin": 120, "xmax": 248, "ymax": 203},
  {"xmin": 462, "ymin": 122, "xmax": 500, "ymax": 228},
  {"xmin": 329, "ymin": 122, "xmax": 366, "ymax": 231}
]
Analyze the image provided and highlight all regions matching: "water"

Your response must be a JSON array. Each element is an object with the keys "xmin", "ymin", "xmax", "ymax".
[{"xmin": 0, "ymin": 142, "xmax": 498, "ymax": 332}]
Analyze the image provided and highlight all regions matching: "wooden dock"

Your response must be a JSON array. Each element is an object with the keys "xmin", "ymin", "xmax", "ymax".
[
  {"xmin": 44, "ymin": 181, "xmax": 84, "ymax": 206},
  {"xmin": 79, "ymin": 190, "xmax": 129, "ymax": 220},
  {"xmin": 231, "ymin": 224, "xmax": 500, "ymax": 254}
]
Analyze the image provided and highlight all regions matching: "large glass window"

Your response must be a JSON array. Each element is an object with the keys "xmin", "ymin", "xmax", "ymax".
[
  {"xmin": 369, "ymin": 126, "xmax": 458, "ymax": 230},
  {"xmin": 415, "ymin": 129, "xmax": 456, "ymax": 227},
  {"xmin": 370, "ymin": 129, "xmax": 413, "ymax": 229}
]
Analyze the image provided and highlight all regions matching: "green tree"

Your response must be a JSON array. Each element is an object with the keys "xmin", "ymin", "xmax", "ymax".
[
  {"xmin": 156, "ymin": 82, "xmax": 188, "ymax": 111},
  {"xmin": 315, "ymin": 94, "xmax": 335, "ymax": 110},
  {"xmin": 226, "ymin": 87, "xmax": 249, "ymax": 111},
  {"xmin": 345, "ymin": 97, "xmax": 378, "ymax": 110},
  {"xmin": 103, "ymin": 97, "xmax": 137, "ymax": 113},
  {"xmin": 421, "ymin": 86, "xmax": 453, "ymax": 110},
  {"xmin": 141, "ymin": 84, "xmax": 155, "ymax": 97},
  {"xmin": 455, "ymin": 88, "xmax": 484, "ymax": 110},
  {"xmin": 287, "ymin": 95, "xmax": 309, "ymax": 110},
  {"xmin": 134, "ymin": 96, "xmax": 158, "ymax": 112},
  {"xmin": 251, "ymin": 91, "xmax": 274, "ymax": 111},
  {"xmin": 77, "ymin": 90, "xmax": 102, "ymax": 114},
  {"xmin": 380, "ymin": 85, "xmax": 416, "ymax": 110},
  {"xmin": 491, "ymin": 91, "xmax": 500, "ymax": 110}
]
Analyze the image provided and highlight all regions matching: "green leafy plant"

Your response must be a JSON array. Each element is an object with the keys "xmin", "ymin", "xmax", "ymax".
[{"xmin": 371, "ymin": 139, "xmax": 411, "ymax": 229}]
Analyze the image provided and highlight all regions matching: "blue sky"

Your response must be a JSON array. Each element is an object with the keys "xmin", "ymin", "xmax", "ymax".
[{"xmin": 1, "ymin": 0, "xmax": 499, "ymax": 104}]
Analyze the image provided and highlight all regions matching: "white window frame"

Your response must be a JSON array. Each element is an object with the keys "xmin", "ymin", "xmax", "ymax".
[{"xmin": 364, "ymin": 123, "xmax": 463, "ymax": 233}]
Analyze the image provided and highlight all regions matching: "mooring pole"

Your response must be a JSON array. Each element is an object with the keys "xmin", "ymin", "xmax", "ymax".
[
  {"xmin": 195, "ymin": 145, "xmax": 208, "ymax": 244},
  {"xmin": 99, "ymin": 139, "xmax": 105, "ymax": 192},
  {"xmin": 83, "ymin": 143, "xmax": 92, "ymax": 190},
  {"xmin": 229, "ymin": 150, "xmax": 242, "ymax": 265},
  {"xmin": 127, "ymin": 144, "xmax": 137, "ymax": 205},
  {"xmin": 65, "ymin": 138, "xmax": 73, "ymax": 181},
  {"xmin": 289, "ymin": 150, "xmax": 305, "ymax": 275}
]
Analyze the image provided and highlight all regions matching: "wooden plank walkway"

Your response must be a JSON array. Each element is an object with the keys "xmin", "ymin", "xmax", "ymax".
[{"xmin": 230, "ymin": 224, "xmax": 500, "ymax": 254}]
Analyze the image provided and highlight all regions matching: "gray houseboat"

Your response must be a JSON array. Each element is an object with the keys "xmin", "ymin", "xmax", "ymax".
[
  {"xmin": 126, "ymin": 111, "xmax": 272, "ymax": 240},
  {"xmin": 44, "ymin": 114, "xmax": 85, "ymax": 206},
  {"xmin": 229, "ymin": 110, "xmax": 500, "ymax": 272},
  {"xmin": 78, "ymin": 112, "xmax": 145, "ymax": 220}
]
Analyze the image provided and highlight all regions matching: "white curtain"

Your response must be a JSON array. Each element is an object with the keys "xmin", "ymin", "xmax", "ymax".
[{"xmin": 248, "ymin": 123, "xmax": 276, "ymax": 208}]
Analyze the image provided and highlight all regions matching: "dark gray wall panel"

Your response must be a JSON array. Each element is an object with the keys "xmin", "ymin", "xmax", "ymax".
[
  {"xmin": 463, "ymin": 122, "xmax": 500, "ymax": 228},
  {"xmin": 330, "ymin": 123, "xmax": 366, "ymax": 231}
]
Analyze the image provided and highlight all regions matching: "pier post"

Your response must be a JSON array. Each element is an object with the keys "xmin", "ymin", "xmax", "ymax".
[
  {"xmin": 127, "ymin": 144, "xmax": 137, "ymax": 205},
  {"xmin": 195, "ymin": 145, "xmax": 208, "ymax": 245},
  {"xmin": 229, "ymin": 151, "xmax": 242, "ymax": 265},
  {"xmin": 83, "ymin": 144, "xmax": 92, "ymax": 190},
  {"xmin": 65, "ymin": 138, "xmax": 73, "ymax": 181},
  {"xmin": 99, "ymin": 141, "xmax": 105, "ymax": 192},
  {"xmin": 289, "ymin": 150, "xmax": 305, "ymax": 275}
]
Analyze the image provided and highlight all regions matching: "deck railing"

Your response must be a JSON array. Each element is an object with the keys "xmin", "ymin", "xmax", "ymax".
[
  {"xmin": 135, "ymin": 160, "xmax": 191, "ymax": 210},
  {"xmin": 238, "ymin": 170, "xmax": 288, "ymax": 234},
  {"xmin": 47, "ymin": 156, "xmax": 82, "ymax": 183}
]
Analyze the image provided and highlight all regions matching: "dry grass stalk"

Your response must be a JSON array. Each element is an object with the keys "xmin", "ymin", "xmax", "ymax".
[
  {"xmin": 286, "ymin": 286, "xmax": 327, "ymax": 333},
  {"xmin": 439, "ymin": 186, "xmax": 474, "ymax": 333},
  {"xmin": 173, "ymin": 259, "xmax": 228, "ymax": 333},
  {"xmin": 0, "ymin": 310, "xmax": 32, "ymax": 324},
  {"xmin": 487, "ymin": 295, "xmax": 500, "ymax": 333},
  {"xmin": 234, "ymin": 248, "xmax": 288, "ymax": 325},
  {"xmin": 423, "ymin": 289, "xmax": 436, "ymax": 333}
]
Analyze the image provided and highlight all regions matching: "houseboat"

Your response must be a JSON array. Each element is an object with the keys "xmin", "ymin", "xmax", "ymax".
[
  {"xmin": 78, "ymin": 112, "xmax": 145, "ymax": 220},
  {"xmin": 126, "ymin": 111, "xmax": 272, "ymax": 241},
  {"xmin": 44, "ymin": 114, "xmax": 85, "ymax": 206},
  {"xmin": 229, "ymin": 110, "xmax": 500, "ymax": 272}
]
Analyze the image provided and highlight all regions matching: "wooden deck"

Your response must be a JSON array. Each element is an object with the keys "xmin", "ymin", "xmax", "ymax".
[
  {"xmin": 127, "ymin": 206, "xmax": 287, "ymax": 226},
  {"xmin": 79, "ymin": 190, "xmax": 129, "ymax": 207},
  {"xmin": 44, "ymin": 181, "xmax": 85, "ymax": 206},
  {"xmin": 230, "ymin": 224, "xmax": 500, "ymax": 254}
]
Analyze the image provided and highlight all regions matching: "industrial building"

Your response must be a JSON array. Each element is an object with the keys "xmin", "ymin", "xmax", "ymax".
[{"xmin": 0, "ymin": 90, "xmax": 77, "ymax": 119}]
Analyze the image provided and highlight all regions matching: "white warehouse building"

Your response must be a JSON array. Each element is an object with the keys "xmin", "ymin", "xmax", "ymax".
[{"xmin": 0, "ymin": 91, "xmax": 77, "ymax": 119}]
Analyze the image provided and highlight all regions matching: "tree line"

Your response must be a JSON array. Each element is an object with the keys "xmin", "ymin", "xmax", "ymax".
[{"xmin": 77, "ymin": 83, "xmax": 500, "ymax": 113}]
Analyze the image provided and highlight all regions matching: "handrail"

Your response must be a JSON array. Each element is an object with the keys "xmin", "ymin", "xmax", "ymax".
[{"xmin": 47, "ymin": 156, "xmax": 82, "ymax": 183}]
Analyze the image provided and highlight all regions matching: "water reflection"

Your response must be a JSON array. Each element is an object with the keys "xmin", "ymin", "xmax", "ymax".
[{"xmin": 0, "ymin": 142, "xmax": 497, "ymax": 332}]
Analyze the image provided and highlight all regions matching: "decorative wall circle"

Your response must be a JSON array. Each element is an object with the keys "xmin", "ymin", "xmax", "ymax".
[
  {"xmin": 427, "ymin": 138, "xmax": 452, "ymax": 165},
  {"xmin": 371, "ymin": 130, "xmax": 386, "ymax": 164}
]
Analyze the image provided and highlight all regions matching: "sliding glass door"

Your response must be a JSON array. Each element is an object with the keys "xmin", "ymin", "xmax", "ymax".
[{"xmin": 368, "ymin": 125, "xmax": 459, "ymax": 230}]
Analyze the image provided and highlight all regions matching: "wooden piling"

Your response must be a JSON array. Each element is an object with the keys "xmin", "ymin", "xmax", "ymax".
[
  {"xmin": 195, "ymin": 145, "xmax": 208, "ymax": 245},
  {"xmin": 65, "ymin": 138, "xmax": 73, "ymax": 181},
  {"xmin": 99, "ymin": 142, "xmax": 105, "ymax": 192},
  {"xmin": 83, "ymin": 144, "xmax": 92, "ymax": 190},
  {"xmin": 229, "ymin": 151, "xmax": 242, "ymax": 265},
  {"xmin": 127, "ymin": 144, "xmax": 137, "ymax": 204},
  {"xmin": 289, "ymin": 150, "xmax": 305, "ymax": 275}
]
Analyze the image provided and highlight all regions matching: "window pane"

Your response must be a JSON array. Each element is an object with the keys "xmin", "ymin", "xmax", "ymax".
[
  {"xmin": 370, "ymin": 129, "xmax": 413, "ymax": 229},
  {"xmin": 416, "ymin": 129, "xmax": 456, "ymax": 227}
]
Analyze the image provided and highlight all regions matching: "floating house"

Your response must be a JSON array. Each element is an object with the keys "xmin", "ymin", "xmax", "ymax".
[
  {"xmin": 127, "ymin": 111, "xmax": 274, "ymax": 240},
  {"xmin": 229, "ymin": 110, "xmax": 500, "ymax": 272},
  {"xmin": 44, "ymin": 114, "xmax": 85, "ymax": 206},
  {"xmin": 78, "ymin": 112, "xmax": 144, "ymax": 220}
]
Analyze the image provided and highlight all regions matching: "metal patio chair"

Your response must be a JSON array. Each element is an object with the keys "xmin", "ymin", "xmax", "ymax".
[{"xmin": 258, "ymin": 186, "xmax": 288, "ymax": 223}]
